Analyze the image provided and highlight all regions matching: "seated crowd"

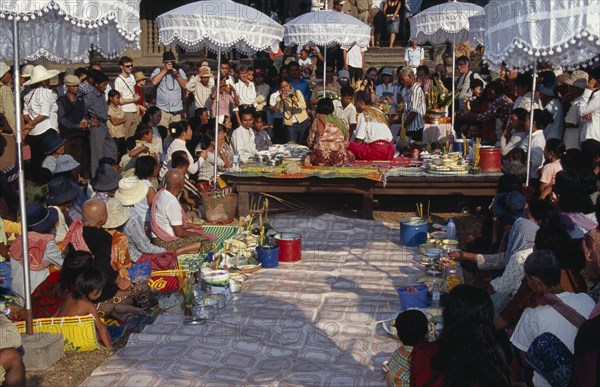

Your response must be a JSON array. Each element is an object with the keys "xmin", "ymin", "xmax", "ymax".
[{"xmin": 0, "ymin": 42, "xmax": 599, "ymax": 386}]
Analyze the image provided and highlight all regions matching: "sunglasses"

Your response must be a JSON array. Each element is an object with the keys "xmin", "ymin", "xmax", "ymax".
[{"xmin": 124, "ymin": 64, "xmax": 133, "ymax": 68}]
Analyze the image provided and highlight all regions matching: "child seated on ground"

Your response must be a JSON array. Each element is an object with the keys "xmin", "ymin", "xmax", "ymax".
[
  {"xmin": 253, "ymin": 112, "xmax": 272, "ymax": 151},
  {"xmin": 55, "ymin": 267, "xmax": 112, "ymax": 348},
  {"xmin": 385, "ymin": 309, "xmax": 429, "ymax": 387}
]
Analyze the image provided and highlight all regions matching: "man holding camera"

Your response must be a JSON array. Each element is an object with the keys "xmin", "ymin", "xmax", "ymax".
[{"xmin": 151, "ymin": 51, "xmax": 188, "ymax": 127}]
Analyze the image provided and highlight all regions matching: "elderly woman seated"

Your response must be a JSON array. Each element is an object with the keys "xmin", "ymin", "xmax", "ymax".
[
  {"xmin": 151, "ymin": 169, "xmax": 215, "ymax": 254},
  {"xmin": 306, "ymin": 98, "xmax": 355, "ymax": 166}
]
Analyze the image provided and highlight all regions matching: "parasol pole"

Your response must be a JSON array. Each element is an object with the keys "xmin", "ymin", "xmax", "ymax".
[
  {"xmin": 12, "ymin": 18, "xmax": 33, "ymax": 335},
  {"xmin": 214, "ymin": 49, "xmax": 222, "ymax": 185},
  {"xmin": 323, "ymin": 0, "xmax": 328, "ymax": 98},
  {"xmin": 451, "ymin": 35, "xmax": 456, "ymax": 137},
  {"xmin": 525, "ymin": 63, "xmax": 537, "ymax": 187}
]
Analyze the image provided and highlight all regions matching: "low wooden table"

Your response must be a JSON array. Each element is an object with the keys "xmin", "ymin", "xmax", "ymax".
[{"xmin": 222, "ymin": 174, "xmax": 500, "ymax": 219}]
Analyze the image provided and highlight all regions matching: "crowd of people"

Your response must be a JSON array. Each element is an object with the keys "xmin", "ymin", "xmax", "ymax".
[{"xmin": 0, "ymin": 3, "xmax": 599, "ymax": 383}]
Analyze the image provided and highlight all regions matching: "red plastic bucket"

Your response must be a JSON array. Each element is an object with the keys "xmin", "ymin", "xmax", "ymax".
[
  {"xmin": 479, "ymin": 146, "xmax": 501, "ymax": 173},
  {"xmin": 274, "ymin": 233, "xmax": 302, "ymax": 262}
]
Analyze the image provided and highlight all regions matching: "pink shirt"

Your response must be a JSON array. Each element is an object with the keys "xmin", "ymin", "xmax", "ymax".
[
  {"xmin": 539, "ymin": 158, "xmax": 563, "ymax": 185},
  {"xmin": 211, "ymin": 91, "xmax": 235, "ymax": 118}
]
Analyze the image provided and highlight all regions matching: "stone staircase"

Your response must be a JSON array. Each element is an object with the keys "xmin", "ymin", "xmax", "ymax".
[{"xmin": 364, "ymin": 46, "xmax": 437, "ymax": 72}]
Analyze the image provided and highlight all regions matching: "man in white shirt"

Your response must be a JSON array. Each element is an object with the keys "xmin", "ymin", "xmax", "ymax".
[
  {"xmin": 348, "ymin": 90, "xmax": 394, "ymax": 160},
  {"xmin": 186, "ymin": 65, "xmax": 213, "ymax": 111},
  {"xmin": 580, "ymin": 77, "xmax": 600, "ymax": 166},
  {"xmin": 514, "ymin": 73, "xmax": 542, "ymax": 112},
  {"xmin": 233, "ymin": 64, "xmax": 257, "ymax": 125},
  {"xmin": 511, "ymin": 250, "xmax": 595, "ymax": 387},
  {"xmin": 151, "ymin": 169, "xmax": 212, "ymax": 254},
  {"xmin": 563, "ymin": 71, "xmax": 589, "ymax": 150},
  {"xmin": 230, "ymin": 110, "xmax": 258, "ymax": 162},
  {"xmin": 538, "ymin": 81, "xmax": 564, "ymax": 141},
  {"xmin": 404, "ymin": 40, "xmax": 424, "ymax": 74},
  {"xmin": 334, "ymin": 85, "xmax": 358, "ymax": 135},
  {"xmin": 343, "ymin": 44, "xmax": 367, "ymax": 85},
  {"xmin": 113, "ymin": 56, "xmax": 140, "ymax": 139}
]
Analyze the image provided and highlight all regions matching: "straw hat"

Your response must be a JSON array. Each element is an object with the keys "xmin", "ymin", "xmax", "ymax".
[
  {"xmin": 24, "ymin": 65, "xmax": 60, "ymax": 86},
  {"xmin": 0, "ymin": 62, "xmax": 9, "ymax": 78},
  {"xmin": 198, "ymin": 66, "xmax": 212, "ymax": 78},
  {"xmin": 102, "ymin": 197, "xmax": 131, "ymax": 229},
  {"xmin": 115, "ymin": 176, "xmax": 149, "ymax": 206},
  {"xmin": 21, "ymin": 64, "xmax": 34, "ymax": 79},
  {"xmin": 564, "ymin": 70, "xmax": 589, "ymax": 90},
  {"xmin": 63, "ymin": 74, "xmax": 81, "ymax": 86},
  {"xmin": 134, "ymin": 71, "xmax": 147, "ymax": 82}
]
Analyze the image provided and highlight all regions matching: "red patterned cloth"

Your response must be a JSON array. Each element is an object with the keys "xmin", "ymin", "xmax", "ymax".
[{"xmin": 136, "ymin": 252, "xmax": 177, "ymax": 271}]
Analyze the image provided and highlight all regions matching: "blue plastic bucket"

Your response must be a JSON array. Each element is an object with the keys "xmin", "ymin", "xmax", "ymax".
[
  {"xmin": 256, "ymin": 245, "xmax": 280, "ymax": 268},
  {"xmin": 453, "ymin": 139, "xmax": 466, "ymax": 153},
  {"xmin": 400, "ymin": 217, "xmax": 428, "ymax": 246},
  {"xmin": 397, "ymin": 285, "xmax": 429, "ymax": 311}
]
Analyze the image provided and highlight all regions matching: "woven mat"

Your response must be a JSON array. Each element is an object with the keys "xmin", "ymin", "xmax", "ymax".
[{"xmin": 82, "ymin": 213, "xmax": 423, "ymax": 386}]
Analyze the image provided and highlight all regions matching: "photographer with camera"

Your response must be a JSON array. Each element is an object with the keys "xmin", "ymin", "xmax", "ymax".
[
  {"xmin": 151, "ymin": 51, "xmax": 188, "ymax": 127},
  {"xmin": 270, "ymin": 79, "xmax": 310, "ymax": 145}
]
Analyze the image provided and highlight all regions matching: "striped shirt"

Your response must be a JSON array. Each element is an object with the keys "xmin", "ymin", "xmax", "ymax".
[
  {"xmin": 385, "ymin": 344, "xmax": 413, "ymax": 387},
  {"xmin": 400, "ymin": 83, "xmax": 426, "ymax": 133}
]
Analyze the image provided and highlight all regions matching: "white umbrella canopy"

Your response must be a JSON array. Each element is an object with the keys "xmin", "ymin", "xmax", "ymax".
[
  {"xmin": 283, "ymin": 9, "xmax": 370, "ymax": 49},
  {"xmin": 484, "ymin": 0, "xmax": 600, "ymax": 71},
  {"xmin": 483, "ymin": 0, "xmax": 600, "ymax": 186},
  {"xmin": 410, "ymin": 1, "xmax": 485, "ymax": 136},
  {"xmin": 0, "ymin": 0, "xmax": 141, "ymax": 63},
  {"xmin": 410, "ymin": 1, "xmax": 484, "ymax": 45},
  {"xmin": 157, "ymin": 0, "xmax": 283, "ymax": 55},
  {"xmin": 157, "ymin": 0, "xmax": 284, "ymax": 184}
]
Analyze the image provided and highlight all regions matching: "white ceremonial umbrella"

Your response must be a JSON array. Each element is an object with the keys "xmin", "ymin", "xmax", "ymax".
[
  {"xmin": 484, "ymin": 0, "xmax": 600, "ymax": 185},
  {"xmin": 157, "ymin": 0, "xmax": 283, "ymax": 185},
  {"xmin": 0, "ymin": 0, "xmax": 141, "ymax": 334},
  {"xmin": 410, "ymin": 0, "xmax": 485, "ymax": 134},
  {"xmin": 284, "ymin": 9, "xmax": 370, "ymax": 97}
]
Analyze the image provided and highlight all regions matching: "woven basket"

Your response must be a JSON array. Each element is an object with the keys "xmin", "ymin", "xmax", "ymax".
[{"xmin": 203, "ymin": 194, "xmax": 237, "ymax": 224}]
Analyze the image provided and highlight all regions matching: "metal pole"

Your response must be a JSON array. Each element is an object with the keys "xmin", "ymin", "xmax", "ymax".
[
  {"xmin": 451, "ymin": 36, "xmax": 456, "ymax": 136},
  {"xmin": 12, "ymin": 18, "xmax": 33, "ymax": 335},
  {"xmin": 525, "ymin": 64, "xmax": 537, "ymax": 187},
  {"xmin": 213, "ymin": 49, "xmax": 222, "ymax": 185},
  {"xmin": 323, "ymin": 48, "xmax": 327, "ymax": 98}
]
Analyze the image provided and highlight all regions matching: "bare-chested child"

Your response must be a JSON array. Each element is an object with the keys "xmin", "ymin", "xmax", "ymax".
[{"xmin": 55, "ymin": 267, "xmax": 112, "ymax": 348}]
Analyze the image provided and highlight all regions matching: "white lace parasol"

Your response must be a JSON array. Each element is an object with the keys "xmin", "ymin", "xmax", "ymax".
[
  {"xmin": 284, "ymin": 10, "xmax": 370, "ymax": 49},
  {"xmin": 410, "ymin": 1, "xmax": 484, "ymax": 45},
  {"xmin": 0, "ymin": 0, "xmax": 141, "ymax": 63},
  {"xmin": 483, "ymin": 0, "xmax": 600, "ymax": 71},
  {"xmin": 156, "ymin": 0, "xmax": 283, "ymax": 54}
]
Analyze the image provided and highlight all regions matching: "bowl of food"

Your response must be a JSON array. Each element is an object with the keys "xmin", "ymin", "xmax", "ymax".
[{"xmin": 201, "ymin": 269, "xmax": 230, "ymax": 286}]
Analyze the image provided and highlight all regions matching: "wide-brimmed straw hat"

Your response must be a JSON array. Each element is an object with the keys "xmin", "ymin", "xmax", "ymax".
[
  {"xmin": 564, "ymin": 70, "xmax": 589, "ymax": 90},
  {"xmin": 63, "ymin": 74, "xmax": 81, "ymax": 86},
  {"xmin": 0, "ymin": 62, "xmax": 9, "ymax": 78},
  {"xmin": 24, "ymin": 65, "xmax": 60, "ymax": 86},
  {"xmin": 102, "ymin": 197, "xmax": 131, "ymax": 229},
  {"xmin": 134, "ymin": 71, "xmax": 147, "ymax": 82},
  {"xmin": 115, "ymin": 176, "xmax": 149, "ymax": 206}
]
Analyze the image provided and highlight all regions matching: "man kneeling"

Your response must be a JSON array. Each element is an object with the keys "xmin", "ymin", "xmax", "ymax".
[
  {"xmin": 151, "ymin": 169, "xmax": 215, "ymax": 254},
  {"xmin": 348, "ymin": 91, "xmax": 395, "ymax": 161}
]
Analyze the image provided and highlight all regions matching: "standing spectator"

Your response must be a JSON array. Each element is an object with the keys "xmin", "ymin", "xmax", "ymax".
[
  {"xmin": 219, "ymin": 59, "xmax": 236, "ymax": 88},
  {"xmin": 210, "ymin": 79, "xmax": 238, "ymax": 120},
  {"xmin": 580, "ymin": 76, "xmax": 600, "ymax": 166},
  {"xmin": 513, "ymin": 72, "xmax": 542, "ymax": 112},
  {"xmin": 107, "ymin": 89, "xmax": 127, "ymax": 160},
  {"xmin": 463, "ymin": 80, "xmax": 514, "ymax": 143},
  {"xmin": 113, "ymin": 56, "xmax": 140, "ymax": 140},
  {"xmin": 563, "ymin": 71, "xmax": 588, "ymax": 150},
  {"xmin": 272, "ymin": 79, "xmax": 310, "ymax": 144},
  {"xmin": 399, "ymin": 66, "xmax": 426, "ymax": 141},
  {"xmin": 187, "ymin": 65, "xmax": 213, "ymax": 111},
  {"xmin": 355, "ymin": 0, "xmax": 371, "ymax": 24},
  {"xmin": 376, "ymin": 68, "xmax": 399, "ymax": 106},
  {"xmin": 57, "ymin": 74, "xmax": 90, "ymax": 180},
  {"xmin": 83, "ymin": 70, "xmax": 118, "ymax": 178},
  {"xmin": 23, "ymin": 65, "xmax": 60, "ymax": 168},
  {"xmin": 538, "ymin": 74, "xmax": 564, "ymax": 141},
  {"xmin": 343, "ymin": 44, "xmax": 367, "ymax": 86},
  {"xmin": 254, "ymin": 68, "xmax": 271, "ymax": 114},
  {"xmin": 133, "ymin": 72, "xmax": 148, "ymax": 116},
  {"xmin": 0, "ymin": 62, "xmax": 15, "ymax": 133},
  {"xmin": 404, "ymin": 0, "xmax": 422, "ymax": 43},
  {"xmin": 520, "ymin": 109, "xmax": 552, "ymax": 181},
  {"xmin": 455, "ymin": 56, "xmax": 486, "ymax": 110},
  {"xmin": 287, "ymin": 62, "xmax": 312, "ymax": 105},
  {"xmin": 383, "ymin": 0, "xmax": 401, "ymax": 48},
  {"xmin": 416, "ymin": 65, "xmax": 431, "ymax": 93},
  {"xmin": 234, "ymin": 64, "xmax": 257, "ymax": 124},
  {"xmin": 150, "ymin": 51, "xmax": 188, "ymax": 127},
  {"xmin": 404, "ymin": 39, "xmax": 424, "ymax": 74}
]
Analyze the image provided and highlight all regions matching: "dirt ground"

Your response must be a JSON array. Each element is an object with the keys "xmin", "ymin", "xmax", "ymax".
[{"xmin": 25, "ymin": 194, "xmax": 489, "ymax": 386}]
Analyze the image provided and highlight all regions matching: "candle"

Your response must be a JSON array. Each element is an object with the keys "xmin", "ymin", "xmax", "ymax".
[{"xmin": 265, "ymin": 198, "xmax": 269, "ymax": 223}]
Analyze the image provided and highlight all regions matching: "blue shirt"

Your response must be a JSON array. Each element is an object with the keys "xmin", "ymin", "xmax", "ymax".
[
  {"xmin": 150, "ymin": 68, "xmax": 188, "ymax": 113},
  {"xmin": 287, "ymin": 77, "xmax": 311, "ymax": 104}
]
